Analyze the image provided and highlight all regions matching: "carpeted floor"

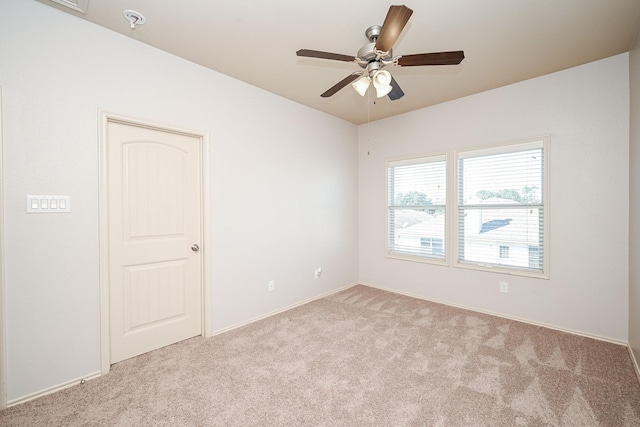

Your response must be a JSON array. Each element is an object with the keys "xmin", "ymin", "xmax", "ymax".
[{"xmin": 1, "ymin": 285, "xmax": 639, "ymax": 426}]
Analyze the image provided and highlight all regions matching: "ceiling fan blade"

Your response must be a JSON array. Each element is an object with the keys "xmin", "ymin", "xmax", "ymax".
[
  {"xmin": 321, "ymin": 72, "xmax": 362, "ymax": 98},
  {"xmin": 297, "ymin": 49, "xmax": 356, "ymax": 62},
  {"xmin": 388, "ymin": 76, "xmax": 404, "ymax": 101},
  {"xmin": 397, "ymin": 51, "xmax": 465, "ymax": 67},
  {"xmin": 375, "ymin": 5, "xmax": 414, "ymax": 53}
]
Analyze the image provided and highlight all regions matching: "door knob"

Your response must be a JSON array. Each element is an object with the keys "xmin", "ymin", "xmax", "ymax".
[{"xmin": 191, "ymin": 244, "xmax": 200, "ymax": 252}]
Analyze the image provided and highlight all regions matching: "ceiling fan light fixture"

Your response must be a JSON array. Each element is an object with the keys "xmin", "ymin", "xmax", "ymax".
[
  {"xmin": 352, "ymin": 75, "xmax": 371, "ymax": 96},
  {"xmin": 374, "ymin": 70, "xmax": 391, "ymax": 86},
  {"xmin": 373, "ymin": 70, "xmax": 392, "ymax": 98},
  {"xmin": 375, "ymin": 84, "xmax": 393, "ymax": 98}
]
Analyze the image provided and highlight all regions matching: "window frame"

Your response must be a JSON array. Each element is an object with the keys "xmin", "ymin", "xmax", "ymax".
[
  {"xmin": 453, "ymin": 137, "xmax": 550, "ymax": 279},
  {"xmin": 386, "ymin": 152, "xmax": 449, "ymax": 266}
]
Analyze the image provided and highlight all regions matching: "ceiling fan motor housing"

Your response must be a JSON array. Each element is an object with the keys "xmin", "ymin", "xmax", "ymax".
[
  {"xmin": 357, "ymin": 25, "xmax": 393, "ymax": 69},
  {"xmin": 357, "ymin": 42, "xmax": 392, "ymax": 68},
  {"xmin": 365, "ymin": 25, "xmax": 382, "ymax": 42}
]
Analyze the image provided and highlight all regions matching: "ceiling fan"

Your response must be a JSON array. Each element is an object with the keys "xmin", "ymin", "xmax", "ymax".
[{"xmin": 296, "ymin": 5, "xmax": 464, "ymax": 100}]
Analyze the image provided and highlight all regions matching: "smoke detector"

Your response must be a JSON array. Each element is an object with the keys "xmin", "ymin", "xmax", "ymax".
[{"xmin": 123, "ymin": 10, "xmax": 146, "ymax": 29}]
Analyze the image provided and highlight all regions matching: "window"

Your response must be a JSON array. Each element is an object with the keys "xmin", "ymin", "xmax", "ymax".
[
  {"xmin": 421, "ymin": 237, "xmax": 444, "ymax": 256},
  {"xmin": 528, "ymin": 246, "xmax": 540, "ymax": 269},
  {"xmin": 456, "ymin": 139, "xmax": 548, "ymax": 276},
  {"xmin": 499, "ymin": 245, "xmax": 510, "ymax": 259},
  {"xmin": 387, "ymin": 155, "xmax": 447, "ymax": 263}
]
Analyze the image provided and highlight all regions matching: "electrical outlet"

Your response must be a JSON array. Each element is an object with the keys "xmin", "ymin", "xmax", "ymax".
[
  {"xmin": 314, "ymin": 267, "xmax": 322, "ymax": 279},
  {"xmin": 500, "ymin": 282, "xmax": 509, "ymax": 293},
  {"xmin": 268, "ymin": 280, "xmax": 275, "ymax": 292}
]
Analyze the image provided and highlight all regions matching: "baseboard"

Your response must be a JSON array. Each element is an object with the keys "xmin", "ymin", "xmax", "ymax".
[
  {"xmin": 8, "ymin": 284, "xmax": 357, "ymax": 406},
  {"xmin": 358, "ymin": 281, "xmax": 628, "ymax": 347},
  {"xmin": 7, "ymin": 371, "xmax": 101, "ymax": 408},
  {"xmin": 10, "ymin": 281, "xmax": 630, "ymax": 406},
  {"xmin": 209, "ymin": 282, "xmax": 358, "ymax": 337},
  {"xmin": 629, "ymin": 344, "xmax": 640, "ymax": 384}
]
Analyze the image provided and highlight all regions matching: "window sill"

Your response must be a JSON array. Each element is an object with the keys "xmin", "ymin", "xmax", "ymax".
[
  {"xmin": 386, "ymin": 251, "xmax": 449, "ymax": 267},
  {"xmin": 454, "ymin": 260, "xmax": 549, "ymax": 279}
]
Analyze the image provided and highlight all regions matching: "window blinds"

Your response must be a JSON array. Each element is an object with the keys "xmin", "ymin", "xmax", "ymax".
[
  {"xmin": 457, "ymin": 140, "xmax": 545, "ymax": 273},
  {"xmin": 388, "ymin": 155, "xmax": 446, "ymax": 261}
]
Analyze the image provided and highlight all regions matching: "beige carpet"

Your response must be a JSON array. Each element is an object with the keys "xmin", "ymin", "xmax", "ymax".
[{"xmin": 2, "ymin": 285, "xmax": 640, "ymax": 426}]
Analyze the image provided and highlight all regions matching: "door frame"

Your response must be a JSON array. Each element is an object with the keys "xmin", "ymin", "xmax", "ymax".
[{"xmin": 98, "ymin": 111, "xmax": 211, "ymax": 374}]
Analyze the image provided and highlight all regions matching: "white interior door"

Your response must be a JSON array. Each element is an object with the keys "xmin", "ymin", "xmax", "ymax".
[{"xmin": 107, "ymin": 120, "xmax": 203, "ymax": 364}]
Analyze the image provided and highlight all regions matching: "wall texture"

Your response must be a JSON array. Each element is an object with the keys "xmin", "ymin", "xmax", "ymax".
[
  {"xmin": 358, "ymin": 54, "xmax": 630, "ymax": 343},
  {"xmin": 1, "ymin": 0, "xmax": 636, "ymax": 406},
  {"xmin": 630, "ymin": 31, "xmax": 640, "ymax": 370},
  {"xmin": 0, "ymin": 2, "xmax": 358, "ymax": 402}
]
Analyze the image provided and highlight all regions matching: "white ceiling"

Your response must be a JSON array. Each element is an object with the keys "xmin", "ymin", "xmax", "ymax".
[{"xmin": 40, "ymin": 0, "xmax": 640, "ymax": 125}]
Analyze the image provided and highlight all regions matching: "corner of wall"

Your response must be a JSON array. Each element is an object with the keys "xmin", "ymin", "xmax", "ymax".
[
  {"xmin": 628, "ymin": 23, "xmax": 640, "ymax": 372},
  {"xmin": 0, "ymin": 86, "xmax": 7, "ymax": 409},
  {"xmin": 629, "ymin": 344, "xmax": 640, "ymax": 384}
]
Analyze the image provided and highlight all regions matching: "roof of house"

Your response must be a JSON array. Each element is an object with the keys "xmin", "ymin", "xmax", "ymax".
[{"xmin": 393, "ymin": 199, "xmax": 540, "ymax": 246}]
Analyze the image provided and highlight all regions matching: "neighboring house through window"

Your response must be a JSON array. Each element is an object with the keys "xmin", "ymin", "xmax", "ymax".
[
  {"xmin": 455, "ymin": 138, "xmax": 548, "ymax": 277},
  {"xmin": 385, "ymin": 137, "xmax": 548, "ymax": 279},
  {"xmin": 499, "ymin": 245, "xmax": 510, "ymax": 259},
  {"xmin": 387, "ymin": 154, "xmax": 447, "ymax": 263},
  {"xmin": 421, "ymin": 237, "xmax": 444, "ymax": 256}
]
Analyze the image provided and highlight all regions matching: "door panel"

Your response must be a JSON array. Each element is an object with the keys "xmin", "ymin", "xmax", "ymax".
[
  {"xmin": 124, "ymin": 142, "xmax": 186, "ymax": 238},
  {"xmin": 124, "ymin": 260, "xmax": 187, "ymax": 331},
  {"xmin": 107, "ymin": 121, "xmax": 202, "ymax": 364}
]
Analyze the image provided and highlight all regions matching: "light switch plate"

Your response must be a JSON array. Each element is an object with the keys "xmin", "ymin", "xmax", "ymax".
[{"xmin": 27, "ymin": 195, "xmax": 71, "ymax": 213}]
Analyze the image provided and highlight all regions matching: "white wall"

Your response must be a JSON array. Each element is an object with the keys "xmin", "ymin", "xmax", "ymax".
[
  {"xmin": 359, "ymin": 54, "xmax": 630, "ymax": 342},
  {"xmin": 0, "ymin": 2, "xmax": 358, "ymax": 402},
  {"xmin": 629, "ymin": 32, "xmax": 640, "ymax": 367},
  {"xmin": 1, "ymin": 0, "xmax": 635, "ymax": 406}
]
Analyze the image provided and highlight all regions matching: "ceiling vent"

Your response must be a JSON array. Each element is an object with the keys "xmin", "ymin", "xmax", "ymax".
[{"xmin": 48, "ymin": 0, "xmax": 88, "ymax": 14}]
